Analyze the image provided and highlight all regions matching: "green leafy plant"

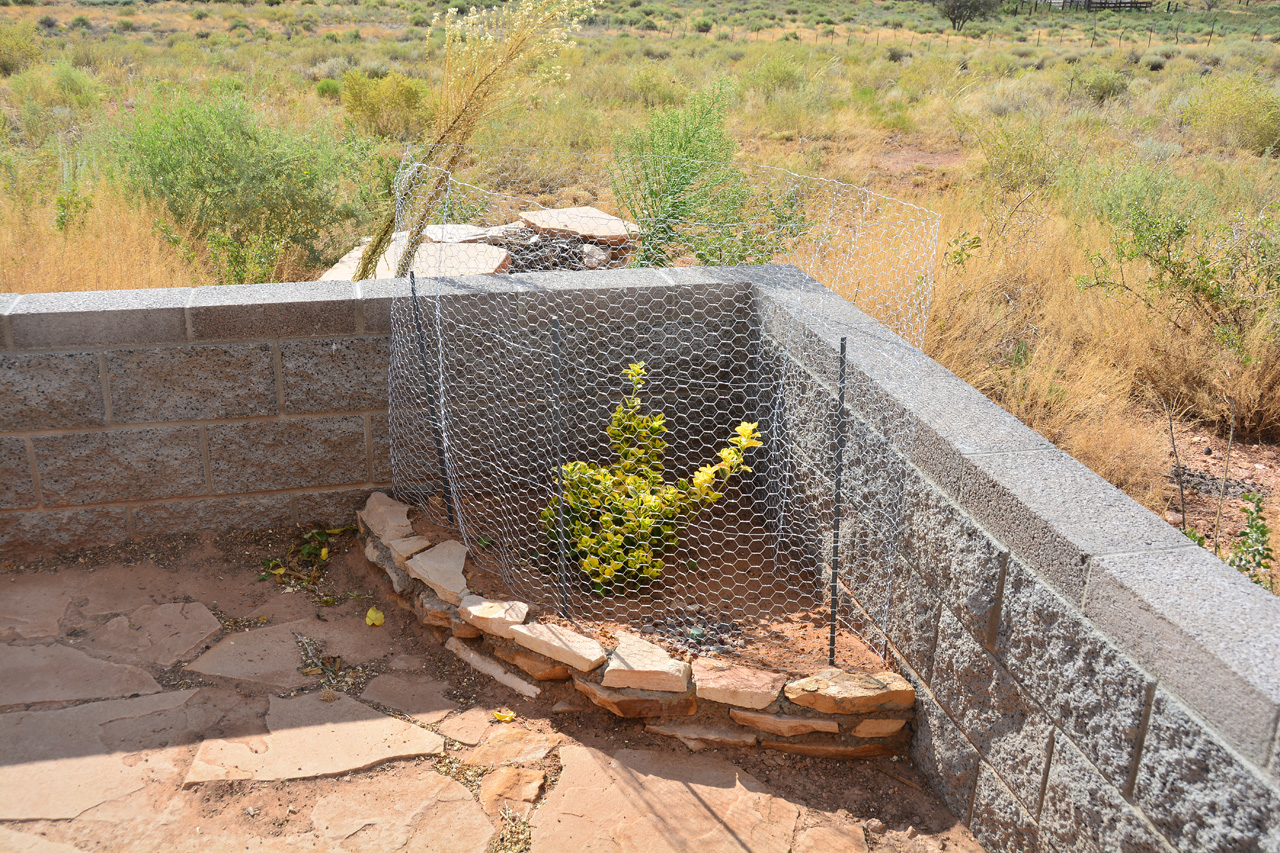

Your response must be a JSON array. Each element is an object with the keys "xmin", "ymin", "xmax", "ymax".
[
  {"xmin": 541, "ymin": 363, "xmax": 762, "ymax": 594},
  {"xmin": 1229, "ymin": 493, "xmax": 1274, "ymax": 590}
]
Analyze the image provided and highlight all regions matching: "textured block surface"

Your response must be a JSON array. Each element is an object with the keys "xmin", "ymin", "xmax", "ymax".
[
  {"xmin": 0, "ymin": 437, "xmax": 35, "ymax": 510},
  {"xmin": 0, "ymin": 352, "xmax": 105, "ymax": 431},
  {"xmin": 33, "ymin": 427, "xmax": 205, "ymax": 506},
  {"xmin": 280, "ymin": 337, "xmax": 390, "ymax": 414},
  {"xmin": 105, "ymin": 344, "xmax": 276, "ymax": 423},
  {"xmin": 206, "ymin": 417, "xmax": 367, "ymax": 493},
  {"xmin": 8, "ymin": 288, "xmax": 189, "ymax": 349}
]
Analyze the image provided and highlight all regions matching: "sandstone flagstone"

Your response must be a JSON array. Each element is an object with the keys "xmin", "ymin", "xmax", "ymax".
[
  {"xmin": 729, "ymin": 709, "xmax": 840, "ymax": 738},
  {"xmin": 187, "ymin": 615, "xmax": 387, "ymax": 689},
  {"xmin": 530, "ymin": 745, "xmax": 799, "ymax": 853},
  {"xmin": 692, "ymin": 658, "xmax": 787, "ymax": 709},
  {"xmin": 510, "ymin": 622, "xmax": 606, "ymax": 672},
  {"xmin": 602, "ymin": 632, "xmax": 690, "ymax": 693},
  {"xmin": 644, "ymin": 721, "xmax": 757, "ymax": 752},
  {"xmin": 853, "ymin": 718, "xmax": 907, "ymax": 738},
  {"xmin": 573, "ymin": 677, "xmax": 696, "ymax": 719},
  {"xmin": 0, "ymin": 643, "xmax": 160, "ymax": 708},
  {"xmin": 310, "ymin": 769, "xmax": 495, "ymax": 853},
  {"xmin": 479, "ymin": 767, "xmax": 545, "ymax": 819},
  {"xmin": 0, "ymin": 691, "xmax": 195, "ymax": 819},
  {"xmin": 458, "ymin": 595, "xmax": 528, "ymax": 639},
  {"xmin": 520, "ymin": 206, "xmax": 637, "ymax": 246},
  {"xmin": 406, "ymin": 540, "xmax": 469, "ymax": 606},
  {"xmin": 760, "ymin": 740, "xmax": 896, "ymax": 760},
  {"xmin": 185, "ymin": 692, "xmax": 443, "ymax": 784},
  {"xmin": 784, "ymin": 669, "xmax": 914, "ymax": 715},
  {"xmin": 85, "ymin": 602, "xmax": 221, "ymax": 666},
  {"xmin": 359, "ymin": 492, "xmax": 414, "ymax": 542},
  {"xmin": 386, "ymin": 535, "xmax": 433, "ymax": 571},
  {"xmin": 0, "ymin": 574, "xmax": 72, "ymax": 640},
  {"xmin": 360, "ymin": 673, "xmax": 457, "ymax": 725},
  {"xmin": 465, "ymin": 726, "xmax": 560, "ymax": 767},
  {"xmin": 793, "ymin": 823, "xmax": 870, "ymax": 853},
  {"xmin": 437, "ymin": 706, "xmax": 492, "ymax": 745},
  {"xmin": 0, "ymin": 826, "xmax": 84, "ymax": 853},
  {"xmin": 493, "ymin": 645, "xmax": 571, "ymax": 681}
]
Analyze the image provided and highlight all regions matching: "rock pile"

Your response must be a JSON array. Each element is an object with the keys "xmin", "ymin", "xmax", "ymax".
[
  {"xmin": 357, "ymin": 492, "xmax": 917, "ymax": 762},
  {"xmin": 320, "ymin": 205, "xmax": 638, "ymax": 281}
]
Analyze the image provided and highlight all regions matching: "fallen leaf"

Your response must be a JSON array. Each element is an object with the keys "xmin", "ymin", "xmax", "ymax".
[
  {"xmin": 320, "ymin": 546, "xmax": 329, "ymax": 561},
  {"xmin": 493, "ymin": 709, "xmax": 516, "ymax": 722},
  {"xmin": 366, "ymin": 607, "xmax": 385, "ymax": 627}
]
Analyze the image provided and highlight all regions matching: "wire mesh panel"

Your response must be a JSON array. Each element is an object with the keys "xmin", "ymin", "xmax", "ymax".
[{"xmin": 385, "ymin": 147, "xmax": 938, "ymax": 670}]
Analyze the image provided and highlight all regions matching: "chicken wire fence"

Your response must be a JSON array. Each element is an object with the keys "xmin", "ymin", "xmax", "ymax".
[{"xmin": 385, "ymin": 146, "xmax": 939, "ymax": 670}]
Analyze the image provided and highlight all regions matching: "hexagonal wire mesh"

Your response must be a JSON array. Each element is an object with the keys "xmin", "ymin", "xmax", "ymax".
[{"xmin": 386, "ymin": 146, "xmax": 939, "ymax": 671}]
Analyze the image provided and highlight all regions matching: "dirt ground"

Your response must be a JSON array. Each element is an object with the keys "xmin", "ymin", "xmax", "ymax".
[{"xmin": 1, "ymin": 527, "xmax": 982, "ymax": 853}]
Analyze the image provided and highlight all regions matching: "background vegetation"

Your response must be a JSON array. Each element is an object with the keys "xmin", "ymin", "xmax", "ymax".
[{"xmin": 2, "ymin": 0, "xmax": 1277, "ymax": 583}]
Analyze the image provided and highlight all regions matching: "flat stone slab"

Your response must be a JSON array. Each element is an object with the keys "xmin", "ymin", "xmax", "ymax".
[
  {"xmin": 311, "ymin": 767, "xmax": 496, "ymax": 853},
  {"xmin": 521, "ymin": 206, "xmax": 637, "ymax": 246},
  {"xmin": 423, "ymin": 223, "xmax": 488, "ymax": 243},
  {"xmin": 531, "ymin": 745, "xmax": 799, "ymax": 853},
  {"xmin": 853, "ymin": 718, "xmax": 907, "ymax": 738},
  {"xmin": 465, "ymin": 726, "xmax": 561, "ymax": 767},
  {"xmin": 573, "ymin": 676, "xmax": 697, "ymax": 719},
  {"xmin": 408, "ymin": 241, "xmax": 511, "ymax": 276},
  {"xmin": 0, "ymin": 826, "xmax": 84, "ymax": 853},
  {"xmin": 415, "ymin": 591, "xmax": 455, "ymax": 627},
  {"xmin": 602, "ymin": 631, "xmax": 691, "ymax": 693},
  {"xmin": 784, "ymin": 669, "xmax": 915, "ymax": 715},
  {"xmin": 0, "ymin": 690, "xmax": 202, "ymax": 819},
  {"xmin": 439, "ymin": 706, "xmax": 494, "ymax": 745},
  {"xmin": 479, "ymin": 766, "xmax": 544, "ymax": 820},
  {"xmin": 360, "ymin": 673, "xmax": 457, "ymax": 725},
  {"xmin": 406, "ymin": 540, "xmax": 469, "ymax": 606},
  {"xmin": 387, "ymin": 534, "xmax": 433, "ymax": 570},
  {"xmin": 645, "ymin": 721, "xmax": 757, "ymax": 752},
  {"xmin": 511, "ymin": 622, "xmax": 606, "ymax": 672},
  {"xmin": 0, "ymin": 643, "xmax": 160, "ymax": 708},
  {"xmin": 187, "ymin": 615, "xmax": 387, "ymax": 689},
  {"xmin": 760, "ymin": 740, "xmax": 896, "ymax": 760},
  {"xmin": 186, "ymin": 692, "xmax": 443, "ymax": 784},
  {"xmin": 0, "ymin": 574, "xmax": 72, "ymax": 640},
  {"xmin": 793, "ymin": 823, "xmax": 870, "ymax": 853},
  {"xmin": 693, "ymin": 658, "xmax": 787, "ymax": 709},
  {"xmin": 729, "ymin": 708, "xmax": 840, "ymax": 738},
  {"xmin": 493, "ymin": 645, "xmax": 571, "ymax": 681},
  {"xmin": 458, "ymin": 595, "xmax": 528, "ymax": 639},
  {"xmin": 85, "ymin": 602, "xmax": 221, "ymax": 666},
  {"xmin": 360, "ymin": 492, "xmax": 414, "ymax": 542}
]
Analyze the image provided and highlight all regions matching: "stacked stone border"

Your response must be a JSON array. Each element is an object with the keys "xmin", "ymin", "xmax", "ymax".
[
  {"xmin": 3, "ymin": 267, "xmax": 1279, "ymax": 853},
  {"xmin": 357, "ymin": 491, "xmax": 918, "ymax": 760}
]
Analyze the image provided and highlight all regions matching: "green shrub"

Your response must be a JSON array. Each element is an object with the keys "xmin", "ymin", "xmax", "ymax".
[
  {"xmin": 1184, "ymin": 75, "xmax": 1280, "ymax": 155},
  {"xmin": 316, "ymin": 77, "xmax": 341, "ymax": 98},
  {"xmin": 191, "ymin": 8, "xmax": 209, "ymax": 19},
  {"xmin": 70, "ymin": 15, "xmax": 92, "ymax": 29},
  {"xmin": 693, "ymin": 17, "xmax": 712, "ymax": 33},
  {"xmin": 341, "ymin": 69, "xmax": 434, "ymax": 140},
  {"xmin": 1078, "ymin": 67, "xmax": 1128, "ymax": 103},
  {"xmin": 0, "ymin": 23, "xmax": 39, "ymax": 76},
  {"xmin": 1229, "ymin": 494, "xmax": 1274, "ymax": 590},
  {"xmin": 122, "ymin": 92, "xmax": 357, "ymax": 281},
  {"xmin": 37, "ymin": 15, "xmax": 58, "ymax": 29},
  {"xmin": 541, "ymin": 363, "xmax": 762, "ymax": 594}
]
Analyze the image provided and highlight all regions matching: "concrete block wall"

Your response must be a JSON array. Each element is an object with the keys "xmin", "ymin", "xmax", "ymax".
[{"xmin": 741, "ymin": 265, "xmax": 1280, "ymax": 853}]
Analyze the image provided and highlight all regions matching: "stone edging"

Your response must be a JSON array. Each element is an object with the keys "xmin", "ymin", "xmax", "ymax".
[{"xmin": 357, "ymin": 491, "xmax": 916, "ymax": 760}]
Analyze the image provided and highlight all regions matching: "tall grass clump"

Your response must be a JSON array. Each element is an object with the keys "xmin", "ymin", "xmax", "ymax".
[
  {"xmin": 1183, "ymin": 75, "xmax": 1280, "ymax": 155},
  {"xmin": 0, "ymin": 21, "xmax": 41, "ymax": 76},
  {"xmin": 354, "ymin": 0, "xmax": 594, "ymax": 281}
]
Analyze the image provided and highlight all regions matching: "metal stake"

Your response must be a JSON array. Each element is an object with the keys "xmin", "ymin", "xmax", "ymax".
[
  {"xmin": 829, "ymin": 336, "xmax": 847, "ymax": 667},
  {"xmin": 407, "ymin": 272, "xmax": 455, "ymax": 525},
  {"xmin": 550, "ymin": 317, "xmax": 571, "ymax": 619}
]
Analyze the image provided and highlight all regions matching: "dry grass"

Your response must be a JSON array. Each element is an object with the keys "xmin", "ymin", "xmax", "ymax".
[{"xmin": 0, "ymin": 187, "xmax": 206, "ymax": 294}]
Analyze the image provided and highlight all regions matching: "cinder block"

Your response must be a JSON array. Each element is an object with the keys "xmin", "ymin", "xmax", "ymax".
[
  {"xmin": 280, "ymin": 337, "xmax": 391, "ymax": 414},
  {"xmin": 370, "ymin": 413, "xmax": 391, "ymax": 482},
  {"xmin": 206, "ymin": 416, "xmax": 367, "ymax": 493},
  {"xmin": 0, "ymin": 506, "xmax": 130, "ymax": 554},
  {"xmin": 886, "ymin": 564, "xmax": 941, "ymax": 682},
  {"xmin": 996, "ymin": 558, "xmax": 1151, "ymax": 787},
  {"xmin": 903, "ymin": 470, "xmax": 1006, "ymax": 648},
  {"xmin": 958, "ymin": 448, "xmax": 1191, "ymax": 605},
  {"xmin": 931, "ymin": 606, "xmax": 1054, "ymax": 811},
  {"xmin": 896, "ymin": 659, "xmax": 980, "ymax": 824},
  {"xmin": 0, "ymin": 436, "xmax": 36, "ymax": 510},
  {"xmin": 294, "ymin": 488, "xmax": 373, "ymax": 527},
  {"xmin": 1133, "ymin": 690, "xmax": 1280, "ymax": 853},
  {"xmin": 968, "ymin": 762, "xmax": 1041, "ymax": 853},
  {"xmin": 33, "ymin": 426, "xmax": 205, "ymax": 506},
  {"xmin": 0, "ymin": 352, "xmax": 105, "ymax": 431},
  {"xmin": 8, "ymin": 288, "xmax": 189, "ymax": 349},
  {"xmin": 360, "ymin": 277, "xmax": 410, "ymax": 335},
  {"xmin": 1040, "ymin": 734, "xmax": 1174, "ymax": 853},
  {"xmin": 1, "ymin": 293, "xmax": 19, "ymax": 350},
  {"xmin": 105, "ymin": 343, "xmax": 276, "ymax": 423},
  {"xmin": 188, "ymin": 280, "xmax": 358, "ymax": 340},
  {"xmin": 1086, "ymin": 547, "xmax": 1280, "ymax": 769},
  {"xmin": 131, "ymin": 495, "xmax": 294, "ymax": 536}
]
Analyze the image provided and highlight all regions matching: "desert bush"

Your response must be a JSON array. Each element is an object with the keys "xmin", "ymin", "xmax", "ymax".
[
  {"xmin": 542, "ymin": 363, "xmax": 762, "ymax": 593},
  {"xmin": 341, "ymin": 69, "xmax": 434, "ymax": 139},
  {"xmin": 121, "ymin": 91, "xmax": 358, "ymax": 282},
  {"xmin": 0, "ymin": 21, "xmax": 41, "ymax": 76},
  {"xmin": 316, "ymin": 77, "xmax": 341, "ymax": 98},
  {"xmin": 1078, "ymin": 67, "xmax": 1129, "ymax": 102},
  {"xmin": 1183, "ymin": 74, "xmax": 1280, "ymax": 155}
]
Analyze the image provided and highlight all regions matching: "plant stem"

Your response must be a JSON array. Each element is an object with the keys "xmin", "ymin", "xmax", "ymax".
[
  {"xmin": 1164, "ymin": 397, "xmax": 1188, "ymax": 532},
  {"xmin": 1212, "ymin": 398, "xmax": 1237, "ymax": 555}
]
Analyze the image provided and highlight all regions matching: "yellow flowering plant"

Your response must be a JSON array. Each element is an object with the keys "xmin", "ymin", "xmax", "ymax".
[{"xmin": 541, "ymin": 363, "xmax": 763, "ymax": 595}]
